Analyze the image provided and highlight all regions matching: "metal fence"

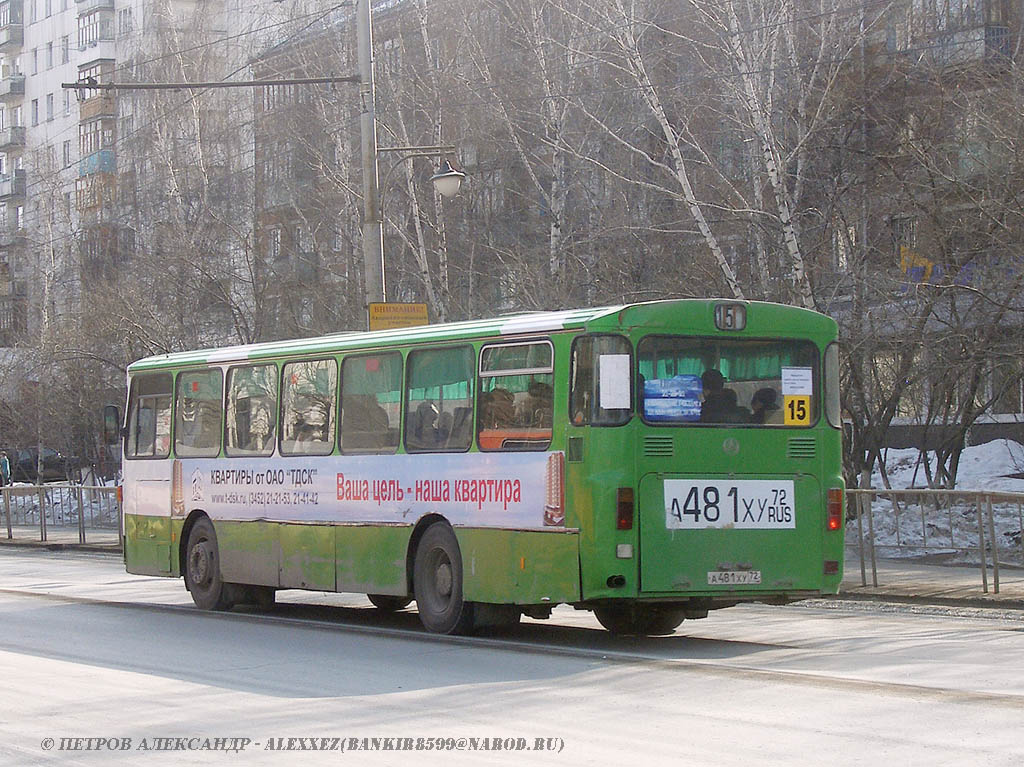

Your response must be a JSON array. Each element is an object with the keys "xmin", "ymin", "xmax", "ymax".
[
  {"xmin": 848, "ymin": 488, "xmax": 1024, "ymax": 594},
  {"xmin": 2, "ymin": 485, "xmax": 122, "ymax": 546}
]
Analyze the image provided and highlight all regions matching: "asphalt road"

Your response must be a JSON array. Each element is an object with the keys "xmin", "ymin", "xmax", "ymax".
[{"xmin": 1, "ymin": 547, "xmax": 1023, "ymax": 766}]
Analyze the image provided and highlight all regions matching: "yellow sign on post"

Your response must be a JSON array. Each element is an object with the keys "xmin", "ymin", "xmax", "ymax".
[{"xmin": 368, "ymin": 302, "xmax": 429, "ymax": 331}]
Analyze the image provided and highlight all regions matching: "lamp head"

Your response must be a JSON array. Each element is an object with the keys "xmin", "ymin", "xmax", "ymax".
[{"xmin": 430, "ymin": 160, "xmax": 465, "ymax": 198}]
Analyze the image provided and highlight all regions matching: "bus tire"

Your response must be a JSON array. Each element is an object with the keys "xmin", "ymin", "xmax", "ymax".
[
  {"xmin": 184, "ymin": 517, "xmax": 233, "ymax": 611},
  {"xmin": 594, "ymin": 605, "xmax": 686, "ymax": 636},
  {"xmin": 367, "ymin": 594, "xmax": 413, "ymax": 612},
  {"xmin": 413, "ymin": 523, "xmax": 474, "ymax": 635}
]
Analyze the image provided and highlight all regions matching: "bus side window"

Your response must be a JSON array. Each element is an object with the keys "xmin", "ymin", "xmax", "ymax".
[
  {"xmin": 225, "ymin": 364, "xmax": 278, "ymax": 456},
  {"xmin": 280, "ymin": 359, "xmax": 338, "ymax": 456},
  {"xmin": 341, "ymin": 352, "xmax": 401, "ymax": 454},
  {"xmin": 405, "ymin": 346, "xmax": 474, "ymax": 453},
  {"xmin": 126, "ymin": 373, "xmax": 172, "ymax": 459},
  {"xmin": 174, "ymin": 370, "xmax": 223, "ymax": 458},
  {"xmin": 570, "ymin": 335, "xmax": 632, "ymax": 426},
  {"xmin": 477, "ymin": 340, "xmax": 553, "ymax": 451}
]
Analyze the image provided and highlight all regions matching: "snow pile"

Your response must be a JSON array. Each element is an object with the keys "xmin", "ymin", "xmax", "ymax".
[{"xmin": 871, "ymin": 439, "xmax": 1024, "ymax": 493}]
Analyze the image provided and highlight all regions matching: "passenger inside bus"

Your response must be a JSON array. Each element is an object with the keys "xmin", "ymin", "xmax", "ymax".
[
  {"xmin": 750, "ymin": 387, "xmax": 783, "ymax": 424},
  {"xmin": 342, "ymin": 394, "xmax": 391, "ymax": 450},
  {"xmin": 700, "ymin": 369, "xmax": 729, "ymax": 422}
]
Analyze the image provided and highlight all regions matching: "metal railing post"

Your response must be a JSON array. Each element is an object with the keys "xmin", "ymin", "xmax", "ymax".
[
  {"xmin": 857, "ymin": 491, "xmax": 867, "ymax": 587},
  {"xmin": 38, "ymin": 486, "xmax": 47, "ymax": 542},
  {"xmin": 77, "ymin": 485, "xmax": 86, "ymax": 544},
  {"xmin": 986, "ymin": 494, "xmax": 999, "ymax": 594},
  {"xmin": 3, "ymin": 487, "xmax": 10, "ymax": 539},
  {"xmin": 976, "ymin": 493, "xmax": 988, "ymax": 594},
  {"xmin": 866, "ymin": 492, "xmax": 878, "ymax": 587}
]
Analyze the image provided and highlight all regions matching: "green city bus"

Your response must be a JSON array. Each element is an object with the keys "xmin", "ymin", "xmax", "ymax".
[{"xmin": 121, "ymin": 299, "xmax": 844, "ymax": 635}]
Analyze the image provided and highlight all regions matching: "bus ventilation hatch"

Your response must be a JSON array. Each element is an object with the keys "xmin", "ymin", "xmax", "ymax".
[
  {"xmin": 643, "ymin": 436, "xmax": 675, "ymax": 457},
  {"xmin": 787, "ymin": 438, "xmax": 816, "ymax": 459}
]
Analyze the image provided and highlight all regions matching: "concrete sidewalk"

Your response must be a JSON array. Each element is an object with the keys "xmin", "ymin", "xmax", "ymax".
[{"xmin": 841, "ymin": 549, "xmax": 1024, "ymax": 608}]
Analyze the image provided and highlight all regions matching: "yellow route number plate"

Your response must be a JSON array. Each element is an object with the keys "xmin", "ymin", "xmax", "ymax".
[{"xmin": 783, "ymin": 395, "xmax": 810, "ymax": 426}]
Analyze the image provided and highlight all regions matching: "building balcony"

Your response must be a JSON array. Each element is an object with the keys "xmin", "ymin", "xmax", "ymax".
[
  {"xmin": 76, "ymin": 0, "xmax": 114, "ymax": 12},
  {"xmin": 0, "ymin": 294, "xmax": 27, "ymax": 346},
  {"xmin": 78, "ymin": 93, "xmax": 115, "ymax": 120},
  {"xmin": 0, "ymin": 23, "xmax": 22, "ymax": 52},
  {"xmin": 0, "ymin": 169, "xmax": 26, "ymax": 199},
  {"xmin": 0, "ymin": 74, "xmax": 24, "ymax": 101},
  {"xmin": 77, "ymin": 37, "xmax": 115, "ymax": 60},
  {"xmin": 0, "ymin": 227, "xmax": 25, "ymax": 249},
  {"xmin": 0, "ymin": 126, "xmax": 24, "ymax": 150},
  {"xmin": 79, "ymin": 149, "xmax": 116, "ymax": 177}
]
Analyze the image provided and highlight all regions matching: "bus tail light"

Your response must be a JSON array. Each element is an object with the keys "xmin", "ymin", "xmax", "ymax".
[
  {"xmin": 827, "ymin": 488, "xmax": 843, "ymax": 531},
  {"xmin": 116, "ymin": 485, "xmax": 123, "ymax": 505},
  {"xmin": 544, "ymin": 452, "xmax": 565, "ymax": 526},
  {"xmin": 616, "ymin": 487, "xmax": 634, "ymax": 530}
]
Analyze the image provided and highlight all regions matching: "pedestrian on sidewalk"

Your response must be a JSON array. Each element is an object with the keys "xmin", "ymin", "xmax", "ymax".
[{"xmin": 0, "ymin": 451, "xmax": 10, "ymax": 486}]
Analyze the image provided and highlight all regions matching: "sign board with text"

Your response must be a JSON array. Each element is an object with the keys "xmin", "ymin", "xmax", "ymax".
[{"xmin": 368, "ymin": 302, "xmax": 429, "ymax": 331}]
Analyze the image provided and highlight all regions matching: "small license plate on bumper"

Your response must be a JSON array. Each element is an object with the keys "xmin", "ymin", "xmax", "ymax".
[{"xmin": 708, "ymin": 570, "xmax": 762, "ymax": 585}]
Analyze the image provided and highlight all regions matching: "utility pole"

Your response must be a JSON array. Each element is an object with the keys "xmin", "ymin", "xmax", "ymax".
[{"xmin": 357, "ymin": 0, "xmax": 385, "ymax": 308}]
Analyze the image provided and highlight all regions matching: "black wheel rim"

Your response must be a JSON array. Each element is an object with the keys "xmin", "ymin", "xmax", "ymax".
[{"xmin": 188, "ymin": 539, "xmax": 214, "ymax": 591}]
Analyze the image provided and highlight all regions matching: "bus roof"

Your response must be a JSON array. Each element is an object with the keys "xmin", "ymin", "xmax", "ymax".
[
  {"xmin": 127, "ymin": 305, "xmax": 627, "ymax": 372},
  {"xmin": 126, "ymin": 299, "xmax": 834, "ymax": 372}
]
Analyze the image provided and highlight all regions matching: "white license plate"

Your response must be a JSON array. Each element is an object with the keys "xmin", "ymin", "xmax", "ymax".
[
  {"xmin": 664, "ymin": 480, "xmax": 795, "ymax": 529},
  {"xmin": 708, "ymin": 570, "xmax": 762, "ymax": 585}
]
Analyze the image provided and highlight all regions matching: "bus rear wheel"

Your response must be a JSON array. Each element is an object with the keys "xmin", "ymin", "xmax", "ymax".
[
  {"xmin": 413, "ymin": 523, "xmax": 474, "ymax": 635},
  {"xmin": 367, "ymin": 594, "xmax": 413, "ymax": 612},
  {"xmin": 594, "ymin": 605, "xmax": 686, "ymax": 636},
  {"xmin": 184, "ymin": 517, "xmax": 233, "ymax": 611}
]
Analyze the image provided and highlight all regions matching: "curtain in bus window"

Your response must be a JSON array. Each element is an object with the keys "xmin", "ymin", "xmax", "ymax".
[
  {"xmin": 175, "ymin": 370, "xmax": 223, "ymax": 457},
  {"xmin": 225, "ymin": 364, "xmax": 278, "ymax": 456},
  {"xmin": 478, "ymin": 341, "xmax": 553, "ymax": 451},
  {"xmin": 637, "ymin": 337, "xmax": 818, "ymax": 426},
  {"xmin": 405, "ymin": 346, "xmax": 474, "ymax": 452},
  {"xmin": 127, "ymin": 373, "xmax": 172, "ymax": 458},
  {"xmin": 280, "ymin": 359, "xmax": 337, "ymax": 456},
  {"xmin": 341, "ymin": 353, "xmax": 401, "ymax": 453}
]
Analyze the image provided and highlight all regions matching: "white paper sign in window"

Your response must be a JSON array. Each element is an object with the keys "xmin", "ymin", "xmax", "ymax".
[
  {"xmin": 599, "ymin": 354, "xmax": 631, "ymax": 410},
  {"xmin": 782, "ymin": 367, "xmax": 813, "ymax": 396}
]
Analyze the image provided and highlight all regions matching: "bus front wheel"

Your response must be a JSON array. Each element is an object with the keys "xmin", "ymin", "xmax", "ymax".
[
  {"xmin": 413, "ymin": 523, "xmax": 474, "ymax": 635},
  {"xmin": 184, "ymin": 517, "xmax": 233, "ymax": 611},
  {"xmin": 594, "ymin": 605, "xmax": 686, "ymax": 636}
]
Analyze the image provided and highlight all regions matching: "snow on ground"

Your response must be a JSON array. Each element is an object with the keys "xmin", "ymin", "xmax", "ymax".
[
  {"xmin": 873, "ymin": 438, "xmax": 1024, "ymax": 493},
  {"xmin": 860, "ymin": 439, "xmax": 1024, "ymax": 565}
]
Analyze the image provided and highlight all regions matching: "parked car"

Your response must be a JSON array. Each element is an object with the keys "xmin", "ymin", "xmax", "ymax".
[{"xmin": 5, "ymin": 447, "xmax": 78, "ymax": 484}]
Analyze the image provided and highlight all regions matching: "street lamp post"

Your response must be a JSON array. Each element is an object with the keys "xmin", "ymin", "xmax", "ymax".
[
  {"xmin": 357, "ymin": 0, "xmax": 385, "ymax": 308},
  {"xmin": 357, "ymin": 0, "xmax": 465, "ymax": 319}
]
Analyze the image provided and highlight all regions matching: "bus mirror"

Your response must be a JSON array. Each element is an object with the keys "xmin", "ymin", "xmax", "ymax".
[{"xmin": 103, "ymin": 405, "xmax": 122, "ymax": 445}]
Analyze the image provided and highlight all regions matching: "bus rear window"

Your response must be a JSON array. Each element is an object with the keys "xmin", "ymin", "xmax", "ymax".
[{"xmin": 637, "ymin": 337, "xmax": 819, "ymax": 427}]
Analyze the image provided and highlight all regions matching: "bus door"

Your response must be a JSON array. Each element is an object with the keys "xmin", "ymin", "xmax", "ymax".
[{"xmin": 123, "ymin": 373, "xmax": 174, "ymax": 575}]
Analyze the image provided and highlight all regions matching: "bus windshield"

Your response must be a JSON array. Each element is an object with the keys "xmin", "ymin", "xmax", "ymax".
[{"xmin": 638, "ymin": 336, "xmax": 819, "ymax": 426}]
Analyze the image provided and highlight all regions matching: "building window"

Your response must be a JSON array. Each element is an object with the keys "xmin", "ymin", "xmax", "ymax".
[
  {"xmin": 268, "ymin": 227, "xmax": 280, "ymax": 259},
  {"xmin": 61, "ymin": 36, "xmax": 69, "ymax": 64},
  {"xmin": 63, "ymin": 89, "xmax": 70, "ymax": 115},
  {"xmin": 31, "ymin": 48, "xmax": 37, "ymax": 75},
  {"xmin": 45, "ymin": 93, "xmax": 53, "ymax": 121},
  {"xmin": 62, "ymin": 140, "xmax": 71, "ymax": 168},
  {"xmin": 118, "ymin": 8, "xmax": 132, "ymax": 36},
  {"xmin": 30, "ymin": 99, "xmax": 38, "ymax": 126}
]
